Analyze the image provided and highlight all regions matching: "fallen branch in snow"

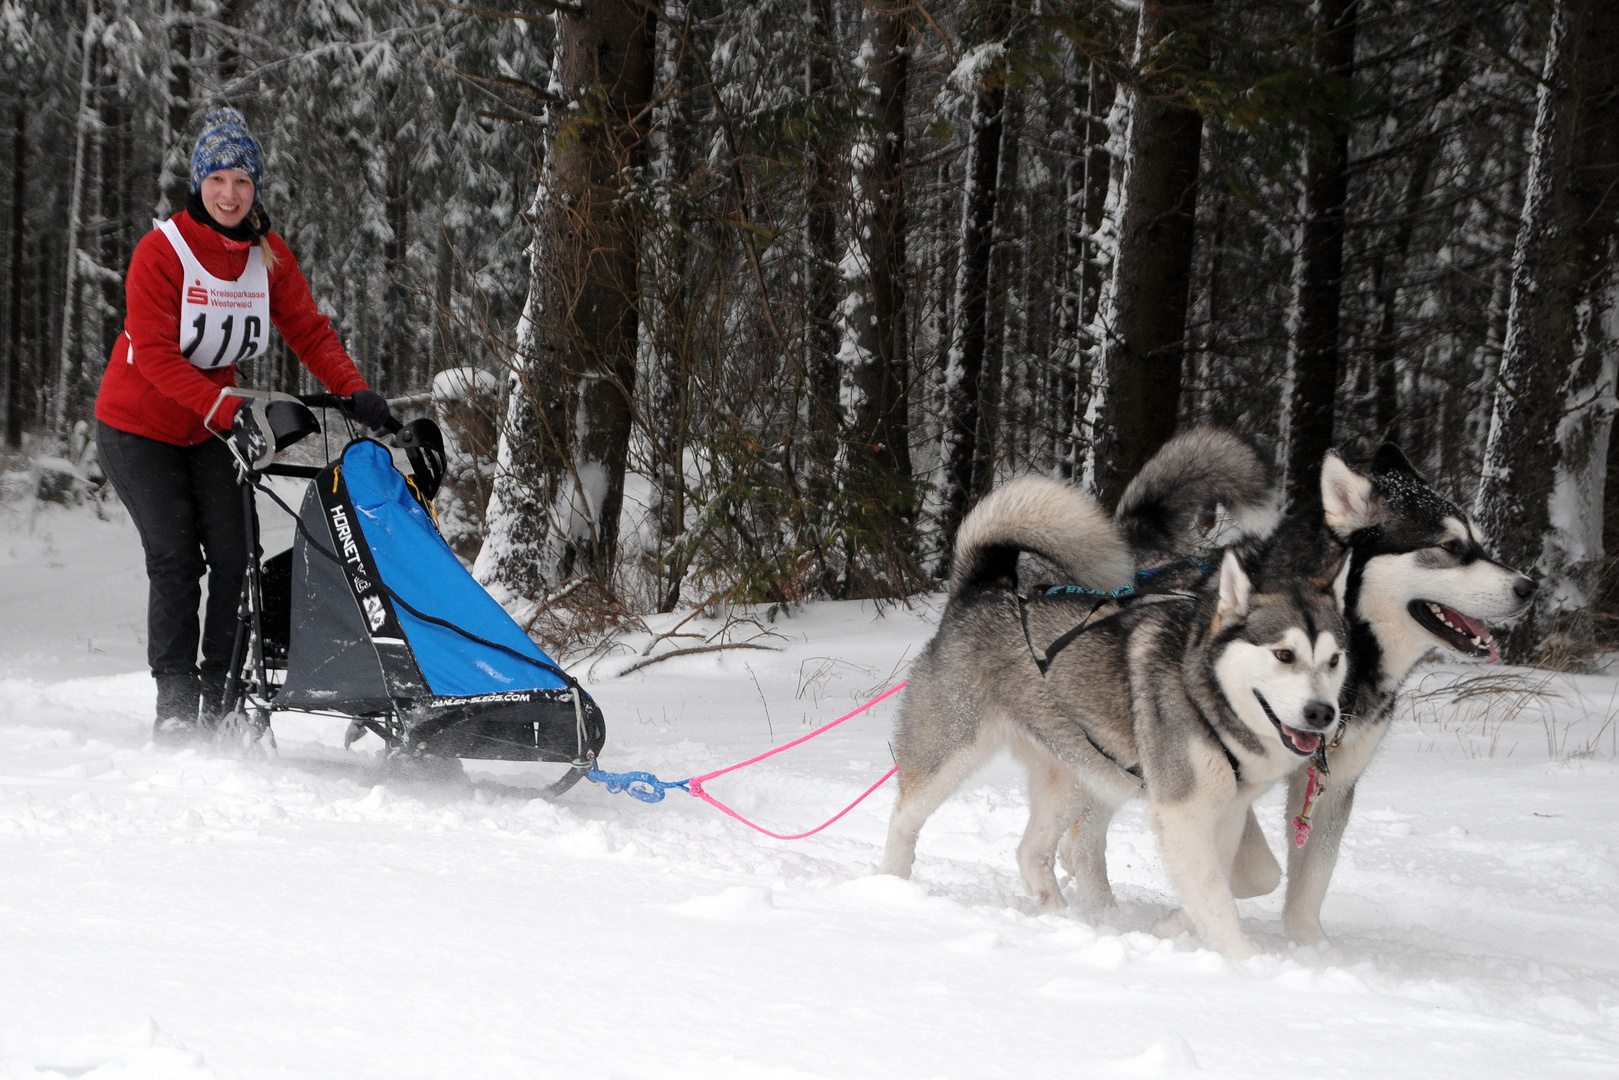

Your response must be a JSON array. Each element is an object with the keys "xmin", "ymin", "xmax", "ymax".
[
  {"xmin": 706, "ymin": 608, "xmax": 787, "ymax": 649},
  {"xmin": 640, "ymin": 596, "xmax": 725, "ymax": 657},
  {"xmin": 615, "ymin": 642, "xmax": 782, "ymax": 676}
]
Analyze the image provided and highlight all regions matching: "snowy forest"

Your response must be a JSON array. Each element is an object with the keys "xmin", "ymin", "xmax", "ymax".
[{"xmin": 2, "ymin": 0, "xmax": 1617, "ymax": 662}]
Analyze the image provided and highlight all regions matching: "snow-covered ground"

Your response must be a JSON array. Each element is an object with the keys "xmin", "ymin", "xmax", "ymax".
[{"xmin": 2, "ymin": 494, "xmax": 1617, "ymax": 1079}]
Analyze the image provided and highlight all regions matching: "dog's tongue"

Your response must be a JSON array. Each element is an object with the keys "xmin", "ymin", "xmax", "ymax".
[
  {"xmin": 1441, "ymin": 604, "xmax": 1501, "ymax": 663},
  {"xmin": 1285, "ymin": 727, "xmax": 1322, "ymax": 754}
]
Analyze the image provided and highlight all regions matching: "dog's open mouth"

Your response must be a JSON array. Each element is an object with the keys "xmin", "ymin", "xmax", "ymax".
[
  {"xmin": 1253, "ymin": 690, "xmax": 1323, "ymax": 757},
  {"xmin": 1409, "ymin": 600, "xmax": 1499, "ymax": 662}
]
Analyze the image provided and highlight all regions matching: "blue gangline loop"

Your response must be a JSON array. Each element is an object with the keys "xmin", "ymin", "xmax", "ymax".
[{"xmin": 587, "ymin": 767, "xmax": 691, "ymax": 804}]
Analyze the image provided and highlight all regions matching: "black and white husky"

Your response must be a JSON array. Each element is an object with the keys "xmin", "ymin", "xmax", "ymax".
[
  {"xmin": 1255, "ymin": 445, "xmax": 1536, "ymax": 943},
  {"xmin": 880, "ymin": 431, "xmax": 1351, "ymax": 957}
]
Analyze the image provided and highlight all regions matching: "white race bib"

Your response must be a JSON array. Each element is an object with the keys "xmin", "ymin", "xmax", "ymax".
[{"xmin": 154, "ymin": 217, "xmax": 272, "ymax": 371}]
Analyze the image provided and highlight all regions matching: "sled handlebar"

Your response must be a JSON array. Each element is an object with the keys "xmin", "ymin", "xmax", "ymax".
[
  {"xmin": 270, "ymin": 393, "xmax": 445, "ymax": 500},
  {"xmin": 262, "ymin": 463, "xmax": 321, "ymax": 479},
  {"xmin": 297, "ymin": 393, "xmax": 403, "ymax": 435}
]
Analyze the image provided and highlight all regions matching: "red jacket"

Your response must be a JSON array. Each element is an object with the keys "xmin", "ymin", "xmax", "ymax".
[{"xmin": 95, "ymin": 210, "xmax": 369, "ymax": 446}]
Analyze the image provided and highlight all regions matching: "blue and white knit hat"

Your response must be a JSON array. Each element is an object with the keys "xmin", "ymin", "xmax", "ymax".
[{"xmin": 189, "ymin": 108, "xmax": 264, "ymax": 193}]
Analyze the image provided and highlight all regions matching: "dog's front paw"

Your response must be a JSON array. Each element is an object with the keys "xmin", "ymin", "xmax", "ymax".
[
  {"xmin": 1155, "ymin": 909, "xmax": 1260, "ymax": 959},
  {"xmin": 1058, "ymin": 847, "xmax": 1117, "ymax": 912},
  {"xmin": 1284, "ymin": 913, "xmax": 1328, "ymax": 946},
  {"xmin": 1152, "ymin": 909, "xmax": 1195, "ymax": 939},
  {"xmin": 1068, "ymin": 877, "xmax": 1117, "ymax": 914},
  {"xmin": 1024, "ymin": 865, "xmax": 1067, "ymax": 913},
  {"xmin": 877, "ymin": 859, "xmax": 914, "ymax": 880},
  {"xmin": 1217, "ymin": 934, "xmax": 1260, "ymax": 960}
]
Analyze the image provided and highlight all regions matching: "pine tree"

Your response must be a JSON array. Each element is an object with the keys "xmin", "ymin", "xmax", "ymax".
[
  {"xmin": 933, "ymin": 0, "xmax": 1016, "ymax": 568},
  {"xmin": 1086, "ymin": 0, "xmax": 1211, "ymax": 508},
  {"xmin": 1475, "ymin": 0, "xmax": 1619, "ymax": 658},
  {"xmin": 833, "ymin": 0, "xmax": 917, "ymax": 594},
  {"xmin": 1, "ymin": 0, "xmax": 38, "ymax": 448},
  {"xmin": 1281, "ymin": 0, "xmax": 1356, "ymax": 509}
]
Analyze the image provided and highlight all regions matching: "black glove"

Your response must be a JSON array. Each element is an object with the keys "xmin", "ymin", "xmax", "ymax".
[
  {"xmin": 230, "ymin": 404, "xmax": 270, "ymax": 468},
  {"xmin": 349, "ymin": 389, "xmax": 392, "ymax": 430}
]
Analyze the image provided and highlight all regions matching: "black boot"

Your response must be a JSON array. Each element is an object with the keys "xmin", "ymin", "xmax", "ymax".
[{"xmin": 152, "ymin": 671, "xmax": 201, "ymax": 746}]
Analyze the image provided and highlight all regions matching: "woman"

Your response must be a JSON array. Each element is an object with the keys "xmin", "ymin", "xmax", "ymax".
[{"xmin": 95, "ymin": 107, "xmax": 392, "ymax": 743}]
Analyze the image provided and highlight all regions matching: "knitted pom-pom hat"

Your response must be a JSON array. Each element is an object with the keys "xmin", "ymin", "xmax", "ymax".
[{"xmin": 189, "ymin": 107, "xmax": 264, "ymax": 193}]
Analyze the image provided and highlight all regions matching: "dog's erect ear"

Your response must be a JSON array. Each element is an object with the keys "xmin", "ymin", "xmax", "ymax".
[
  {"xmin": 1215, "ymin": 549, "xmax": 1252, "ymax": 629},
  {"xmin": 1320, "ymin": 451, "xmax": 1379, "ymax": 539},
  {"xmin": 1316, "ymin": 552, "xmax": 1352, "ymax": 614},
  {"xmin": 1371, "ymin": 443, "xmax": 1425, "ymax": 481}
]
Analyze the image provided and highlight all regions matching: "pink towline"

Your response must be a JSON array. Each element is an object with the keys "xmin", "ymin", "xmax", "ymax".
[{"xmin": 685, "ymin": 680, "xmax": 909, "ymax": 840}]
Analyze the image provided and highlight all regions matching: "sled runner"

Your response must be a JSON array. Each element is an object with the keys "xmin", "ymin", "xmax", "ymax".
[{"xmin": 213, "ymin": 390, "xmax": 606, "ymax": 795}]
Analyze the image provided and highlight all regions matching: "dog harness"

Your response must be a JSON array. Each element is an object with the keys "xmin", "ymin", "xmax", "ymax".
[
  {"xmin": 1017, "ymin": 560, "xmax": 1212, "ymax": 674},
  {"xmin": 1016, "ymin": 558, "xmax": 1337, "ymax": 795},
  {"xmin": 1021, "ymin": 558, "xmax": 1346, "ymax": 832},
  {"xmin": 1013, "ymin": 560, "xmax": 1215, "ymax": 783}
]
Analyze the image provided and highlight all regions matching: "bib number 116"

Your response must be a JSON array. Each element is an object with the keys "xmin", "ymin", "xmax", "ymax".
[{"xmin": 181, "ymin": 312, "xmax": 264, "ymax": 368}]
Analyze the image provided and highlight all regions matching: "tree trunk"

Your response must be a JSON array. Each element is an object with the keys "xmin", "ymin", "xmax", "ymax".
[
  {"xmin": 433, "ymin": 203, "xmax": 453, "ymax": 379},
  {"xmin": 382, "ymin": 146, "xmax": 410, "ymax": 394},
  {"xmin": 1087, "ymin": 0, "xmax": 1210, "ymax": 509},
  {"xmin": 647, "ymin": 6, "xmax": 697, "ymax": 612},
  {"xmin": 835, "ymin": 0, "xmax": 915, "ymax": 596},
  {"xmin": 1282, "ymin": 0, "xmax": 1357, "ymax": 510},
  {"xmin": 800, "ymin": 0, "xmax": 842, "ymax": 590},
  {"xmin": 474, "ymin": 271, "xmax": 564, "ymax": 603},
  {"xmin": 76, "ymin": 48, "xmax": 106, "ymax": 424},
  {"xmin": 159, "ymin": 0, "xmax": 193, "ymax": 217},
  {"xmin": 96, "ymin": 60, "xmax": 127, "ymax": 376},
  {"xmin": 542, "ymin": 0, "xmax": 655, "ymax": 585},
  {"xmin": 52, "ymin": 0, "xmax": 97, "ymax": 438},
  {"xmin": 1474, "ymin": 0, "xmax": 1619, "ymax": 659},
  {"xmin": 1055, "ymin": 62, "xmax": 1113, "ymax": 480},
  {"xmin": 477, "ymin": 0, "xmax": 658, "ymax": 603},
  {"xmin": 972, "ymin": 89, "xmax": 1022, "ymax": 503},
  {"xmin": 1368, "ymin": 23, "xmax": 1469, "ymax": 448},
  {"xmin": 803, "ymin": 0, "xmax": 840, "ymax": 444},
  {"xmin": 476, "ymin": 159, "xmax": 576, "ymax": 600},
  {"xmin": 935, "ymin": 55, "xmax": 1007, "ymax": 565},
  {"xmin": 4, "ymin": 97, "xmax": 24, "ymax": 449}
]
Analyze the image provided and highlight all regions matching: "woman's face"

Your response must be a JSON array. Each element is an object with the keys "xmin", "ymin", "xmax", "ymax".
[{"xmin": 199, "ymin": 169, "xmax": 255, "ymax": 229}]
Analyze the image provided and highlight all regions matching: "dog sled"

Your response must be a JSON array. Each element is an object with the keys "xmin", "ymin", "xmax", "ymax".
[{"xmin": 212, "ymin": 390, "xmax": 606, "ymax": 795}]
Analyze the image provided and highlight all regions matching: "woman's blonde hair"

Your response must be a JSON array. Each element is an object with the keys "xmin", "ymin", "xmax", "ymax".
[{"xmin": 247, "ymin": 205, "xmax": 277, "ymax": 273}]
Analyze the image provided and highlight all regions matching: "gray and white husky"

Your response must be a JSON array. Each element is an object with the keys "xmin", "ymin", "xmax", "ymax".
[{"xmin": 880, "ymin": 431, "xmax": 1350, "ymax": 957}]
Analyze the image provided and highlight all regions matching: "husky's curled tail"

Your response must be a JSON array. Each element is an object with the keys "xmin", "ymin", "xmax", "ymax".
[
  {"xmin": 948, "ymin": 476, "xmax": 1133, "ymax": 596},
  {"xmin": 891, "ymin": 474, "xmax": 1139, "ymax": 905},
  {"xmin": 1114, "ymin": 427, "xmax": 1279, "ymax": 563}
]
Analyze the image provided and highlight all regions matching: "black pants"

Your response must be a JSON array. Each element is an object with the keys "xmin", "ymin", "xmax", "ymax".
[{"xmin": 97, "ymin": 421, "xmax": 251, "ymax": 682}]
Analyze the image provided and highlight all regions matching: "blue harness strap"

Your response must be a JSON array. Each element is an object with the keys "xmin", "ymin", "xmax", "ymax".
[
  {"xmin": 1041, "ymin": 560, "xmax": 1215, "ymax": 600},
  {"xmin": 1043, "ymin": 582, "xmax": 1140, "ymax": 599}
]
